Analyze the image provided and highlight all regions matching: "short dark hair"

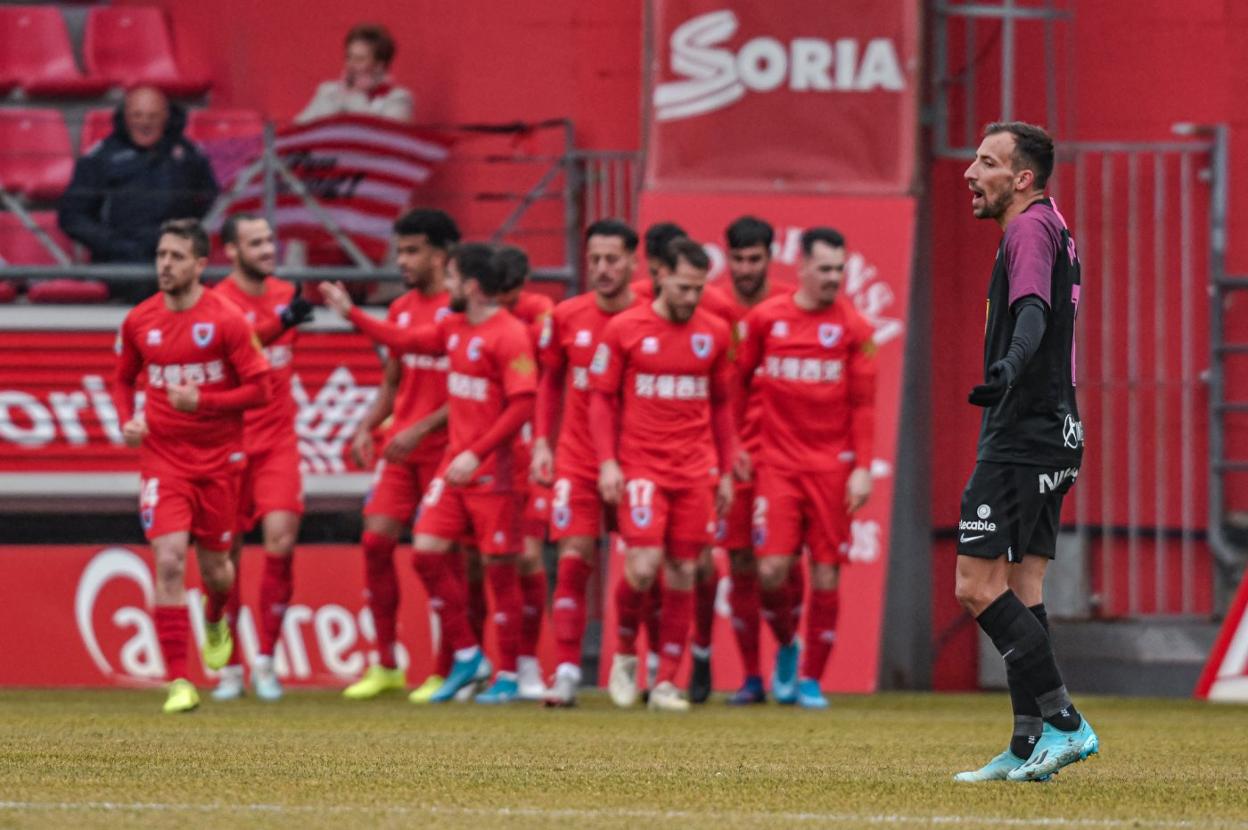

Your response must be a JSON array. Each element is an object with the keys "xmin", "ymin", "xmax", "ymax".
[
  {"xmin": 585, "ymin": 218, "xmax": 639, "ymax": 252},
  {"xmin": 800, "ymin": 226, "xmax": 845, "ymax": 257},
  {"xmin": 644, "ymin": 222, "xmax": 687, "ymax": 260},
  {"xmin": 657, "ymin": 237, "xmax": 710, "ymax": 273},
  {"xmin": 393, "ymin": 208, "xmax": 460, "ymax": 249},
  {"xmin": 983, "ymin": 121, "xmax": 1055, "ymax": 191},
  {"xmin": 725, "ymin": 215, "xmax": 774, "ymax": 251},
  {"xmin": 221, "ymin": 212, "xmax": 263, "ymax": 246},
  {"xmin": 159, "ymin": 218, "xmax": 210, "ymax": 258},
  {"xmin": 346, "ymin": 23, "xmax": 396, "ymax": 68},
  {"xmin": 452, "ymin": 242, "xmax": 507, "ymax": 296},
  {"xmin": 495, "ymin": 244, "xmax": 530, "ymax": 292}
]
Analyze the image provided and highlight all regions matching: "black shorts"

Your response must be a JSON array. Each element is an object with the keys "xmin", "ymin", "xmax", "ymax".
[{"xmin": 956, "ymin": 461, "xmax": 1078, "ymax": 562}]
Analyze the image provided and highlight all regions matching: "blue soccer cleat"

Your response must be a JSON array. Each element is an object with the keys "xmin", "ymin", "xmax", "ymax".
[
  {"xmin": 430, "ymin": 648, "xmax": 485, "ymax": 703},
  {"xmin": 727, "ymin": 675, "xmax": 766, "ymax": 706},
  {"xmin": 475, "ymin": 673, "xmax": 519, "ymax": 705},
  {"xmin": 1007, "ymin": 719, "xmax": 1099, "ymax": 782},
  {"xmin": 795, "ymin": 678, "xmax": 828, "ymax": 710},
  {"xmin": 953, "ymin": 749, "xmax": 1031, "ymax": 782},
  {"xmin": 772, "ymin": 640, "xmax": 800, "ymax": 705}
]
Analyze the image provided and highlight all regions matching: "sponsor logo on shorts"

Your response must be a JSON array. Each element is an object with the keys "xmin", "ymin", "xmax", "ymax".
[
  {"xmin": 958, "ymin": 518, "xmax": 996, "ymax": 544},
  {"xmin": 140, "ymin": 508, "xmax": 154, "ymax": 530},
  {"xmin": 631, "ymin": 505, "xmax": 652, "ymax": 529},
  {"xmin": 977, "ymin": 504, "xmax": 991, "ymax": 520},
  {"xmin": 191, "ymin": 322, "xmax": 215, "ymax": 348},
  {"xmin": 715, "ymin": 518, "xmax": 727, "ymax": 542},
  {"xmin": 1039, "ymin": 467, "xmax": 1079, "ymax": 494}
]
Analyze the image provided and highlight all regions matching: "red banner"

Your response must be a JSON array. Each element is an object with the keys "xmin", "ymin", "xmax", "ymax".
[
  {"xmin": 0, "ymin": 329, "xmax": 384, "ymax": 475},
  {"xmin": 645, "ymin": 1, "xmax": 919, "ymax": 194},
  {"xmin": 619, "ymin": 190, "xmax": 915, "ymax": 692}
]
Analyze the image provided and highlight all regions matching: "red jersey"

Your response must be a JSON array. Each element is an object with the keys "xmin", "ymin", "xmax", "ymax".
[
  {"xmin": 213, "ymin": 276, "xmax": 298, "ymax": 455},
  {"xmin": 737, "ymin": 292, "xmax": 877, "ymax": 473},
  {"xmin": 508, "ymin": 289, "xmax": 555, "ymax": 342},
  {"xmin": 348, "ymin": 307, "xmax": 537, "ymax": 490},
  {"xmin": 385, "ymin": 288, "xmax": 452, "ymax": 465},
  {"xmin": 590, "ymin": 303, "xmax": 733, "ymax": 488},
  {"xmin": 704, "ymin": 280, "xmax": 780, "ymax": 456},
  {"xmin": 538, "ymin": 291, "xmax": 640, "ymax": 481},
  {"xmin": 115, "ymin": 289, "xmax": 271, "ymax": 474}
]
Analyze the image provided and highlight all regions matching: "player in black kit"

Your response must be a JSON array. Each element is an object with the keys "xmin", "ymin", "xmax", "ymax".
[{"xmin": 952, "ymin": 122, "xmax": 1099, "ymax": 783}]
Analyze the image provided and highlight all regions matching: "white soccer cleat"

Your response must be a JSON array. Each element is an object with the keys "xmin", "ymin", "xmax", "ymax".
[
  {"xmin": 544, "ymin": 663, "xmax": 582, "ymax": 708},
  {"xmin": 516, "ymin": 656, "xmax": 548, "ymax": 701},
  {"xmin": 647, "ymin": 680, "xmax": 690, "ymax": 712},
  {"xmin": 608, "ymin": 654, "xmax": 639, "ymax": 708},
  {"xmin": 210, "ymin": 665, "xmax": 244, "ymax": 702},
  {"xmin": 252, "ymin": 655, "xmax": 283, "ymax": 702}
]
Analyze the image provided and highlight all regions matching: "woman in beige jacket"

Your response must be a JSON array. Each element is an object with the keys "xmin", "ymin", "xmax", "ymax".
[{"xmin": 296, "ymin": 23, "xmax": 414, "ymax": 124}]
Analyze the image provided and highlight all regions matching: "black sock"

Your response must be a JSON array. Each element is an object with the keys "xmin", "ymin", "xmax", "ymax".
[
  {"xmin": 1007, "ymin": 603, "xmax": 1050, "ymax": 758},
  {"xmin": 977, "ymin": 591, "xmax": 1081, "ymax": 733}
]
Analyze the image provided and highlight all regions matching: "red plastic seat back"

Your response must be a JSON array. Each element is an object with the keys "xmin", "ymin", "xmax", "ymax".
[
  {"xmin": 84, "ymin": 7, "xmax": 181, "ymax": 85},
  {"xmin": 0, "ymin": 7, "xmax": 76, "ymax": 85},
  {"xmin": 79, "ymin": 108, "xmax": 116, "ymax": 156},
  {"xmin": 0, "ymin": 210, "xmax": 72, "ymax": 265},
  {"xmin": 0, "ymin": 109, "xmax": 74, "ymax": 201}
]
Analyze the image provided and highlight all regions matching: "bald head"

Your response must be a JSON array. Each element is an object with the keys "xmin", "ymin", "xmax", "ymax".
[{"xmin": 124, "ymin": 86, "xmax": 169, "ymax": 149}]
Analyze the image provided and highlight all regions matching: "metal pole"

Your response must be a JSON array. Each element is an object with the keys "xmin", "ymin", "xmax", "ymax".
[
  {"xmin": 1179, "ymin": 150, "xmax": 1195, "ymax": 615},
  {"xmin": 1127, "ymin": 152, "xmax": 1141, "ymax": 615},
  {"xmin": 1099, "ymin": 153, "xmax": 1114, "ymax": 616},
  {"xmin": 1001, "ymin": 0, "xmax": 1016, "ymax": 121},
  {"xmin": 563, "ymin": 120, "xmax": 582, "ymax": 293},
  {"xmin": 263, "ymin": 120, "xmax": 278, "ymax": 238},
  {"xmin": 1153, "ymin": 152, "xmax": 1168, "ymax": 613}
]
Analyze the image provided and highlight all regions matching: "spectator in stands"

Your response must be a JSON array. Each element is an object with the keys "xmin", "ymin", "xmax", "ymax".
[
  {"xmin": 296, "ymin": 23, "xmax": 413, "ymax": 124},
  {"xmin": 58, "ymin": 86, "xmax": 218, "ymax": 302}
]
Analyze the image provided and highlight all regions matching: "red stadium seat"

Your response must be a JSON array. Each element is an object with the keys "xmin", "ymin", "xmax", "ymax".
[
  {"xmin": 187, "ymin": 109, "xmax": 264, "ymax": 143},
  {"xmin": 84, "ymin": 7, "xmax": 210, "ymax": 97},
  {"xmin": 0, "ymin": 7, "xmax": 110, "ymax": 97},
  {"xmin": 0, "ymin": 210, "xmax": 73, "ymax": 265},
  {"xmin": 0, "ymin": 109, "xmax": 74, "ymax": 201},
  {"xmin": 27, "ymin": 279, "xmax": 109, "ymax": 304},
  {"xmin": 0, "ymin": 280, "xmax": 17, "ymax": 303},
  {"xmin": 79, "ymin": 108, "xmax": 115, "ymax": 156}
]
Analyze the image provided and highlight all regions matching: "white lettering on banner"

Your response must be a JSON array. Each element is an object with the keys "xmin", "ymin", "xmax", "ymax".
[
  {"xmin": 763, "ymin": 356, "xmax": 844, "ymax": 383},
  {"xmin": 655, "ymin": 10, "xmax": 905, "ymax": 122},
  {"xmin": 74, "ymin": 547, "xmax": 163, "ymax": 679},
  {"xmin": 634, "ymin": 373, "xmax": 709, "ymax": 400},
  {"xmin": 447, "ymin": 372, "xmax": 489, "ymax": 402},
  {"xmin": 0, "ymin": 391, "xmax": 56, "ymax": 447}
]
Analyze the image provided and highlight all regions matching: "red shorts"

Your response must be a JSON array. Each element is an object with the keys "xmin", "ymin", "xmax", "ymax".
[
  {"xmin": 414, "ymin": 476, "xmax": 521, "ymax": 555},
  {"xmin": 521, "ymin": 484, "xmax": 551, "ymax": 540},
  {"xmin": 752, "ymin": 466, "xmax": 852, "ymax": 565},
  {"xmin": 139, "ymin": 456, "xmax": 245, "ymax": 551},
  {"xmin": 363, "ymin": 458, "xmax": 440, "ymax": 524},
  {"xmin": 549, "ymin": 472, "xmax": 607, "ymax": 541},
  {"xmin": 236, "ymin": 442, "xmax": 304, "ymax": 533},
  {"xmin": 618, "ymin": 472, "xmax": 716, "ymax": 559},
  {"xmin": 716, "ymin": 480, "xmax": 755, "ymax": 550}
]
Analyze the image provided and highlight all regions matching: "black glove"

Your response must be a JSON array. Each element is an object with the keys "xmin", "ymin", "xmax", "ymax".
[
  {"xmin": 279, "ymin": 283, "xmax": 314, "ymax": 330},
  {"xmin": 968, "ymin": 359, "xmax": 1016, "ymax": 407}
]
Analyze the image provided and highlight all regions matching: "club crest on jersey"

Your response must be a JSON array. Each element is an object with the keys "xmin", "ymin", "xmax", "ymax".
[
  {"xmin": 553, "ymin": 506, "xmax": 571, "ymax": 530},
  {"xmin": 466, "ymin": 336, "xmax": 485, "ymax": 362},
  {"xmin": 435, "ymin": 307, "xmax": 451, "ymax": 321},
  {"xmin": 245, "ymin": 310, "xmax": 258, "ymax": 324},
  {"xmin": 631, "ymin": 505, "xmax": 652, "ymax": 529},
  {"xmin": 191, "ymin": 323, "xmax": 215, "ymax": 348},
  {"xmin": 146, "ymin": 329, "xmax": 162, "ymax": 346},
  {"xmin": 690, "ymin": 333, "xmax": 712, "ymax": 359},
  {"xmin": 818, "ymin": 323, "xmax": 843, "ymax": 348}
]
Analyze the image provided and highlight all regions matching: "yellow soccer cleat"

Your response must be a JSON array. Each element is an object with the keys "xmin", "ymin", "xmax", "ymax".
[
  {"xmin": 201, "ymin": 616, "xmax": 234, "ymax": 671},
  {"xmin": 163, "ymin": 678, "xmax": 200, "ymax": 714},
  {"xmin": 408, "ymin": 674, "xmax": 445, "ymax": 704},
  {"xmin": 343, "ymin": 665, "xmax": 407, "ymax": 700}
]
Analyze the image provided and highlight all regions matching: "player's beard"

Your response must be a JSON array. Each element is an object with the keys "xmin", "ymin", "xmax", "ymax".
[
  {"xmin": 449, "ymin": 294, "xmax": 468, "ymax": 313},
  {"xmin": 733, "ymin": 272, "xmax": 767, "ymax": 300},
  {"xmin": 976, "ymin": 187, "xmax": 1011, "ymax": 220},
  {"xmin": 238, "ymin": 254, "xmax": 269, "ymax": 282}
]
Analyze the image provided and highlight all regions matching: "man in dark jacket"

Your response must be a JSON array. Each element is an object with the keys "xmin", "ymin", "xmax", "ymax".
[{"xmin": 58, "ymin": 86, "xmax": 219, "ymax": 301}]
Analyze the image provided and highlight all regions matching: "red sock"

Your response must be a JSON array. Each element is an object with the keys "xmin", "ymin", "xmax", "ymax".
[
  {"xmin": 801, "ymin": 588, "xmax": 840, "ymax": 681},
  {"xmin": 204, "ymin": 585, "xmax": 230, "ymax": 624},
  {"xmin": 613, "ymin": 577, "xmax": 645, "ymax": 656},
  {"xmin": 413, "ymin": 552, "xmax": 477, "ymax": 653},
  {"xmin": 436, "ymin": 552, "xmax": 468, "ymax": 677},
  {"xmin": 225, "ymin": 567, "xmax": 243, "ymax": 667},
  {"xmin": 729, "ymin": 567, "xmax": 761, "ymax": 678},
  {"xmin": 486, "ymin": 561, "xmax": 521, "ymax": 673},
  {"xmin": 519, "ymin": 570, "xmax": 546, "ymax": 658},
  {"xmin": 552, "ymin": 557, "xmax": 591, "ymax": 668},
  {"xmin": 788, "ymin": 560, "xmax": 806, "ymax": 631},
  {"xmin": 693, "ymin": 568, "xmax": 717, "ymax": 652},
  {"xmin": 467, "ymin": 573, "xmax": 487, "ymax": 644},
  {"xmin": 656, "ymin": 585, "xmax": 694, "ymax": 685},
  {"xmin": 258, "ymin": 554, "xmax": 294, "ymax": 657},
  {"xmin": 643, "ymin": 577, "xmax": 662, "ymax": 656},
  {"xmin": 155, "ymin": 605, "xmax": 189, "ymax": 681},
  {"xmin": 760, "ymin": 582, "xmax": 795, "ymax": 646},
  {"xmin": 362, "ymin": 531, "xmax": 400, "ymax": 668}
]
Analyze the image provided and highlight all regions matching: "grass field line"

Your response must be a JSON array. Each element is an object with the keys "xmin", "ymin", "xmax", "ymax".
[{"xmin": 0, "ymin": 800, "xmax": 1242, "ymax": 828}]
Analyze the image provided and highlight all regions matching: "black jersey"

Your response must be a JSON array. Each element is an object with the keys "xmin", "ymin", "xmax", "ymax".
[{"xmin": 976, "ymin": 198, "xmax": 1084, "ymax": 468}]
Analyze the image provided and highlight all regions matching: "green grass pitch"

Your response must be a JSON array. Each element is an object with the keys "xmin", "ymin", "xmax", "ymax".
[{"xmin": 1, "ymin": 689, "xmax": 1246, "ymax": 829}]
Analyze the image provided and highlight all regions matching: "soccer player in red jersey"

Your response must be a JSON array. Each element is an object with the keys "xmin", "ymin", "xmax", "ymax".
[
  {"xmin": 210, "ymin": 214, "xmax": 313, "ymax": 703},
  {"xmin": 320, "ymin": 242, "xmax": 537, "ymax": 704},
  {"xmin": 338, "ymin": 209, "xmax": 459, "ymax": 703},
  {"xmin": 531, "ymin": 219, "xmax": 640, "ymax": 706},
  {"xmin": 494, "ymin": 245, "xmax": 556, "ymax": 699},
  {"xmin": 112, "ymin": 219, "xmax": 272, "ymax": 714},
  {"xmin": 737, "ymin": 227, "xmax": 876, "ymax": 709},
  {"xmin": 590, "ymin": 237, "xmax": 737, "ymax": 712}
]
